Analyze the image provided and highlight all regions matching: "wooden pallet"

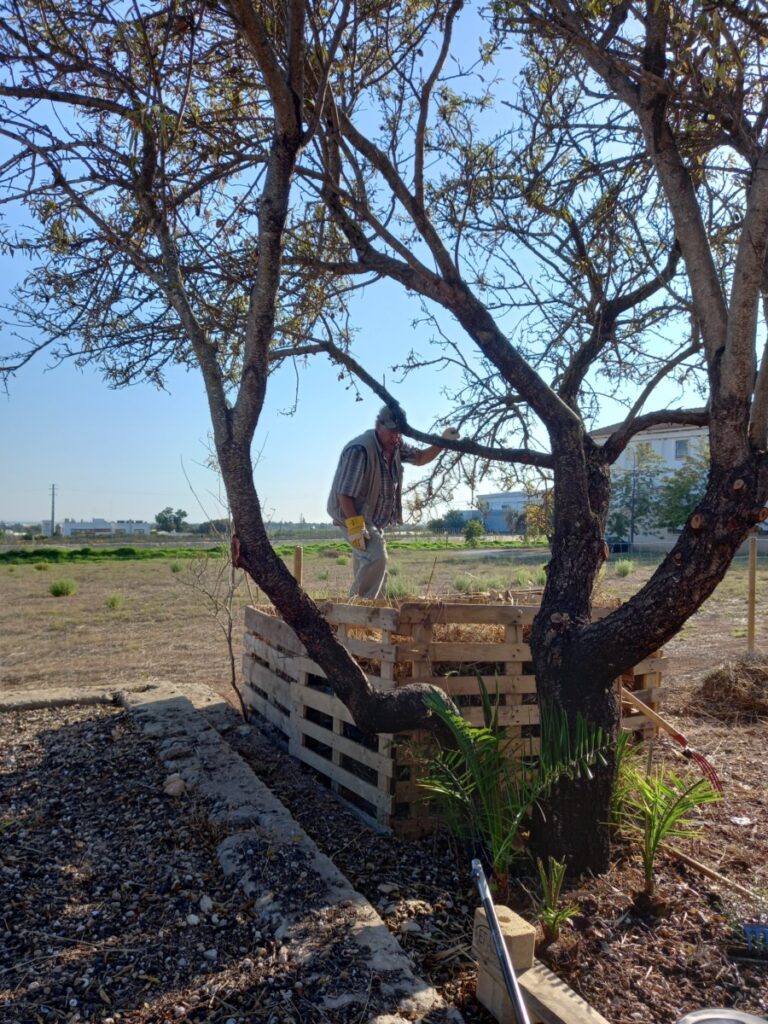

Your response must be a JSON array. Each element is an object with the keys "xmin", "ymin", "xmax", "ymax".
[{"xmin": 242, "ymin": 600, "xmax": 666, "ymax": 835}]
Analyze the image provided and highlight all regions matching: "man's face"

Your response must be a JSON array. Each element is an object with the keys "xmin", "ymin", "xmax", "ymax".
[{"xmin": 376, "ymin": 421, "xmax": 401, "ymax": 447}]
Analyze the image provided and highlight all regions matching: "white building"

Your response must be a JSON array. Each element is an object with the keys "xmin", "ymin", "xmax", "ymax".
[
  {"xmin": 590, "ymin": 413, "xmax": 707, "ymax": 475},
  {"xmin": 591, "ymin": 414, "xmax": 708, "ymax": 547},
  {"xmin": 460, "ymin": 416, "xmax": 708, "ymax": 541},
  {"xmin": 57, "ymin": 518, "xmax": 153, "ymax": 537}
]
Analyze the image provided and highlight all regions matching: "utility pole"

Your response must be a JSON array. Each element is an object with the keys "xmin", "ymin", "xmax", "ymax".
[{"xmin": 50, "ymin": 483, "xmax": 56, "ymax": 537}]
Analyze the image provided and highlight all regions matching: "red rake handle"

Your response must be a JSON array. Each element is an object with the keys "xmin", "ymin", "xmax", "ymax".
[{"xmin": 620, "ymin": 687, "xmax": 724, "ymax": 792}]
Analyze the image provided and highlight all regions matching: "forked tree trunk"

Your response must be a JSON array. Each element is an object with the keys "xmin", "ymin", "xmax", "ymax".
[{"xmin": 530, "ymin": 448, "xmax": 768, "ymax": 874}]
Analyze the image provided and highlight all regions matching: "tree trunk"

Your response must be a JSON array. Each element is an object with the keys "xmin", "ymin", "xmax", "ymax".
[{"xmin": 529, "ymin": 446, "xmax": 768, "ymax": 875}]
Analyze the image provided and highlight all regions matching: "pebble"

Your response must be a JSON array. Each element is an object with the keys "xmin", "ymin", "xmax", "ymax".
[
  {"xmin": 204, "ymin": 949, "xmax": 218, "ymax": 962},
  {"xmin": 400, "ymin": 921, "xmax": 422, "ymax": 934},
  {"xmin": 163, "ymin": 773, "xmax": 187, "ymax": 796},
  {"xmin": 199, "ymin": 895, "xmax": 213, "ymax": 913},
  {"xmin": 186, "ymin": 914, "xmax": 200, "ymax": 926}
]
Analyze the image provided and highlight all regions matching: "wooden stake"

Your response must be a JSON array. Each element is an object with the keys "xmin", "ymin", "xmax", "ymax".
[
  {"xmin": 747, "ymin": 533, "xmax": 757, "ymax": 654},
  {"xmin": 662, "ymin": 844, "xmax": 761, "ymax": 902},
  {"xmin": 293, "ymin": 545, "xmax": 303, "ymax": 586}
]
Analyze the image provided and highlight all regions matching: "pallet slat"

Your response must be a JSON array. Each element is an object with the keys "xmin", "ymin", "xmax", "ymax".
[
  {"xmin": 290, "ymin": 739, "xmax": 393, "ymax": 815},
  {"xmin": 298, "ymin": 716, "xmax": 394, "ymax": 778},
  {"xmin": 398, "ymin": 602, "xmax": 535, "ymax": 626},
  {"xmin": 420, "ymin": 641, "xmax": 529, "ymax": 662}
]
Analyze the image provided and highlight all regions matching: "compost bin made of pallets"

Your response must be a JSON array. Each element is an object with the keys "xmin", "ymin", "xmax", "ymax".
[{"xmin": 242, "ymin": 600, "xmax": 665, "ymax": 836}]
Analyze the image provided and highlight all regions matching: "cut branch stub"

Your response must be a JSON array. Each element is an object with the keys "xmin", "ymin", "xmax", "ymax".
[
  {"xmin": 732, "ymin": 478, "xmax": 747, "ymax": 494},
  {"xmin": 689, "ymin": 513, "xmax": 705, "ymax": 532}
]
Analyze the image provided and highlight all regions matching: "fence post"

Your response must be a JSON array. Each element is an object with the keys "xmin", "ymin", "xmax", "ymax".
[
  {"xmin": 747, "ymin": 533, "xmax": 757, "ymax": 654},
  {"xmin": 293, "ymin": 545, "xmax": 303, "ymax": 586}
]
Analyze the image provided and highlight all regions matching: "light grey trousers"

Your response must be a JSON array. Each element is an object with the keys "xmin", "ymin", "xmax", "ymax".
[{"xmin": 345, "ymin": 524, "xmax": 388, "ymax": 599}]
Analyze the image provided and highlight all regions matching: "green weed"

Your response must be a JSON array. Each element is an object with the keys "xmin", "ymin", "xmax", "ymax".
[
  {"xmin": 453, "ymin": 574, "xmax": 480, "ymax": 593},
  {"xmin": 33, "ymin": 562, "xmax": 49, "ymax": 571},
  {"xmin": 49, "ymin": 579, "xmax": 77, "ymax": 597},
  {"xmin": 170, "ymin": 562, "xmax": 182, "ymax": 573},
  {"xmin": 615, "ymin": 559, "xmax": 635, "ymax": 577},
  {"xmin": 386, "ymin": 575, "xmax": 417, "ymax": 599},
  {"xmin": 106, "ymin": 593, "xmax": 124, "ymax": 610},
  {"xmin": 336, "ymin": 555, "xmax": 350, "ymax": 566}
]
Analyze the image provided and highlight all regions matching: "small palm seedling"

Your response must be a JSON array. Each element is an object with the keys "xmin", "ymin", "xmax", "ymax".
[
  {"xmin": 419, "ymin": 680, "xmax": 616, "ymax": 897},
  {"xmin": 622, "ymin": 766, "xmax": 721, "ymax": 895},
  {"xmin": 535, "ymin": 856, "xmax": 580, "ymax": 947},
  {"xmin": 49, "ymin": 579, "xmax": 77, "ymax": 597}
]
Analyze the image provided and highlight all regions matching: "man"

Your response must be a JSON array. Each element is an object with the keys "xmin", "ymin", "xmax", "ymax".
[{"xmin": 327, "ymin": 406, "xmax": 460, "ymax": 598}]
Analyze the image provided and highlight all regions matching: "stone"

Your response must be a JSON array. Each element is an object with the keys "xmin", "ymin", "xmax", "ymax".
[{"xmin": 163, "ymin": 774, "xmax": 187, "ymax": 797}]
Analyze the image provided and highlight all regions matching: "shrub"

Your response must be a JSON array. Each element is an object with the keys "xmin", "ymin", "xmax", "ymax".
[
  {"xmin": 453, "ymin": 574, "xmax": 480, "ymax": 594},
  {"xmin": 336, "ymin": 555, "xmax": 349, "ymax": 566},
  {"xmin": 49, "ymin": 579, "xmax": 77, "ymax": 597},
  {"xmin": 615, "ymin": 559, "xmax": 635, "ymax": 577},
  {"xmin": 106, "ymin": 593, "xmax": 124, "ymax": 610},
  {"xmin": 33, "ymin": 562, "xmax": 49, "ymax": 571},
  {"xmin": 170, "ymin": 562, "xmax": 182, "ymax": 573},
  {"xmin": 386, "ymin": 575, "xmax": 417, "ymax": 599},
  {"xmin": 463, "ymin": 519, "xmax": 485, "ymax": 547}
]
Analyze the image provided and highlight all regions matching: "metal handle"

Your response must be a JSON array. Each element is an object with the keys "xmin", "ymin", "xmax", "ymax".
[{"xmin": 471, "ymin": 859, "xmax": 532, "ymax": 1024}]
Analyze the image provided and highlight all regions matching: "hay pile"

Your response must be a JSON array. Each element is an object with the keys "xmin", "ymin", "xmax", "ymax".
[{"xmin": 698, "ymin": 655, "xmax": 768, "ymax": 720}]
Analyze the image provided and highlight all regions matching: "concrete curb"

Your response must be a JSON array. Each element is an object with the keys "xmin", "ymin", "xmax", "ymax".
[{"xmin": 1, "ymin": 681, "xmax": 460, "ymax": 1020}]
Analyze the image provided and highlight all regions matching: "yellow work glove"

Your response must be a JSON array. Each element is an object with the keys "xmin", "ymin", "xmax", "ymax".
[
  {"xmin": 345, "ymin": 515, "xmax": 369, "ymax": 551},
  {"xmin": 442, "ymin": 427, "xmax": 460, "ymax": 441}
]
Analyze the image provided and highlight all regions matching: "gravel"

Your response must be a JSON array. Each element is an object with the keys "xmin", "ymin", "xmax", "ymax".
[
  {"xmin": 3, "ymin": 694, "xmax": 766, "ymax": 1024},
  {"xmin": 0, "ymin": 703, "xmax": 453, "ymax": 1023}
]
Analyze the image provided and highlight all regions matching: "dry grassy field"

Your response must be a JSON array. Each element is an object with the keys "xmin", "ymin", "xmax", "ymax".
[{"xmin": 0, "ymin": 543, "xmax": 765, "ymax": 701}]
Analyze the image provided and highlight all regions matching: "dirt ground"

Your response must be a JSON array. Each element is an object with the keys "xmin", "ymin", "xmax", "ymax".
[{"xmin": 1, "ymin": 547, "xmax": 767, "ymax": 1022}]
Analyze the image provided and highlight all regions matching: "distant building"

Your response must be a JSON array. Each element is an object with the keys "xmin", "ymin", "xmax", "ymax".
[
  {"xmin": 458, "ymin": 416, "xmax": 709, "ymax": 539},
  {"xmin": 590, "ymin": 413, "xmax": 708, "ymax": 475},
  {"xmin": 56, "ymin": 518, "xmax": 153, "ymax": 537},
  {"xmin": 455, "ymin": 491, "xmax": 543, "ymax": 534},
  {"xmin": 477, "ymin": 492, "xmax": 540, "ymax": 533},
  {"xmin": 590, "ymin": 413, "xmax": 709, "ymax": 547}
]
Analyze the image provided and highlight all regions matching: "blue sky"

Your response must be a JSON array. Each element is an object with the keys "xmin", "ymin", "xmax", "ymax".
[
  {"xmin": 0, "ymin": 14, "xmax": 694, "ymax": 530},
  {"xmin": 0, "ymin": 270, "xmax": 474, "ymax": 525}
]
